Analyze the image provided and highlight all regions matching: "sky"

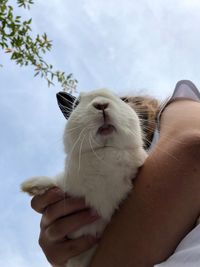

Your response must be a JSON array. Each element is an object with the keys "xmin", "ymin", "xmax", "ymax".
[{"xmin": 1, "ymin": 0, "xmax": 200, "ymax": 266}]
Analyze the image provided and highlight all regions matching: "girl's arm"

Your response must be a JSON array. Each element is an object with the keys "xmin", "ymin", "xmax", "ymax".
[{"xmin": 90, "ymin": 100, "xmax": 200, "ymax": 267}]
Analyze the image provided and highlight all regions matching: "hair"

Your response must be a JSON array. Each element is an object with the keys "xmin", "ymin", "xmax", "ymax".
[{"xmin": 121, "ymin": 96, "xmax": 160, "ymax": 149}]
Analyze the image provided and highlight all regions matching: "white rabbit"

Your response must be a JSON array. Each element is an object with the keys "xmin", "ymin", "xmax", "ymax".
[{"xmin": 21, "ymin": 88, "xmax": 148, "ymax": 267}]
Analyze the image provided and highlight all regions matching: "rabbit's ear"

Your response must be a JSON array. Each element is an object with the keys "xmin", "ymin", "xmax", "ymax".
[{"xmin": 56, "ymin": 92, "xmax": 76, "ymax": 119}]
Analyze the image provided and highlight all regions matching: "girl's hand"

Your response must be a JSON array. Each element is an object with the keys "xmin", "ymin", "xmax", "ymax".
[{"xmin": 31, "ymin": 187, "xmax": 99, "ymax": 266}]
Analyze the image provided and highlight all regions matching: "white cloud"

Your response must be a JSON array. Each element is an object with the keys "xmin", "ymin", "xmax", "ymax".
[
  {"xmin": 182, "ymin": 0, "xmax": 200, "ymax": 8},
  {"xmin": 25, "ymin": 0, "xmax": 200, "ymax": 97}
]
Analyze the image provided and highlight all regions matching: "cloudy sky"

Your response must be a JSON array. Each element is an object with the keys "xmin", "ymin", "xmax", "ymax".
[{"xmin": 1, "ymin": 0, "xmax": 200, "ymax": 266}]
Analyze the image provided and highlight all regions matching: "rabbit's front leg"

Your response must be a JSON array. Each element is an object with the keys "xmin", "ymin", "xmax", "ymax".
[{"xmin": 21, "ymin": 176, "xmax": 57, "ymax": 196}]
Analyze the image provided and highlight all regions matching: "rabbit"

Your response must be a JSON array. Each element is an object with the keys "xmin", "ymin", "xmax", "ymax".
[{"xmin": 21, "ymin": 88, "xmax": 149, "ymax": 267}]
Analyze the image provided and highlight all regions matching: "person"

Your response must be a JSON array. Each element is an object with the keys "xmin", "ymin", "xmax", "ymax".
[{"xmin": 31, "ymin": 80, "xmax": 200, "ymax": 267}]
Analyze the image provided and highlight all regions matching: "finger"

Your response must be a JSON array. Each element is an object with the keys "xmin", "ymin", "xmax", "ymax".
[
  {"xmin": 41, "ymin": 235, "xmax": 99, "ymax": 266},
  {"xmin": 41, "ymin": 197, "xmax": 88, "ymax": 228},
  {"xmin": 31, "ymin": 187, "xmax": 65, "ymax": 213},
  {"xmin": 45, "ymin": 209, "xmax": 100, "ymax": 242}
]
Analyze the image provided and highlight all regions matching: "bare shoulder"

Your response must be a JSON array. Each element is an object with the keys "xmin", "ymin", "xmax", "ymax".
[{"xmin": 160, "ymin": 100, "xmax": 200, "ymax": 141}]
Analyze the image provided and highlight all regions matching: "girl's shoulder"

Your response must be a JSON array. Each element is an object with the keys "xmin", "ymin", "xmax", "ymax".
[{"xmin": 149, "ymin": 80, "xmax": 200, "ymax": 151}]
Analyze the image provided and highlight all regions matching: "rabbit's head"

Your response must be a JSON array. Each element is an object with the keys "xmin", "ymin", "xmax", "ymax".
[{"xmin": 57, "ymin": 89, "xmax": 145, "ymax": 155}]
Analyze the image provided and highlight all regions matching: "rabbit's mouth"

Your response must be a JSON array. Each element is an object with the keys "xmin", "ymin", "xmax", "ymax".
[
  {"xmin": 97, "ymin": 124, "xmax": 116, "ymax": 136},
  {"xmin": 96, "ymin": 110, "xmax": 116, "ymax": 136}
]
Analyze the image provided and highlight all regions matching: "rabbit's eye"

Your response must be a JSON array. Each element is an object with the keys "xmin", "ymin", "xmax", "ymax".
[
  {"xmin": 73, "ymin": 99, "xmax": 79, "ymax": 109},
  {"xmin": 121, "ymin": 97, "xmax": 129, "ymax": 103}
]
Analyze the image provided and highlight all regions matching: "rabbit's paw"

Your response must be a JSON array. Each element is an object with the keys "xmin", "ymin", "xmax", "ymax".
[{"xmin": 21, "ymin": 176, "xmax": 56, "ymax": 196}]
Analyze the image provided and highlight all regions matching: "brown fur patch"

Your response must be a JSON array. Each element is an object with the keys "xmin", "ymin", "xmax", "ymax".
[{"xmin": 121, "ymin": 96, "xmax": 160, "ymax": 149}]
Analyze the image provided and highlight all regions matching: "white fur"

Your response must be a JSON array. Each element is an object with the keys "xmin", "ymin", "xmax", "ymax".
[{"xmin": 21, "ymin": 89, "xmax": 148, "ymax": 267}]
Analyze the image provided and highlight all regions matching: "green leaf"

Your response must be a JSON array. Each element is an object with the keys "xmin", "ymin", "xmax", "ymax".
[{"xmin": 0, "ymin": 0, "xmax": 78, "ymax": 92}]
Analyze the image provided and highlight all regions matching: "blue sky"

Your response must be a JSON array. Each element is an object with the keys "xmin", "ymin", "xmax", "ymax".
[{"xmin": 1, "ymin": 0, "xmax": 200, "ymax": 266}]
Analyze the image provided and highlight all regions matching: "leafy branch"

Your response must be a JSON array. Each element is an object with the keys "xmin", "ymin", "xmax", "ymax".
[{"xmin": 0, "ymin": 0, "xmax": 77, "ymax": 92}]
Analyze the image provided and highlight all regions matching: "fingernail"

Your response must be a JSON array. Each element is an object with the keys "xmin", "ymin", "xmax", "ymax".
[
  {"xmin": 51, "ymin": 187, "xmax": 64, "ymax": 195},
  {"xmin": 90, "ymin": 209, "xmax": 99, "ymax": 219}
]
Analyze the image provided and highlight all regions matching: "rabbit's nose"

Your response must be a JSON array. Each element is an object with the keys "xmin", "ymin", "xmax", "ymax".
[{"xmin": 93, "ymin": 102, "xmax": 109, "ymax": 110}]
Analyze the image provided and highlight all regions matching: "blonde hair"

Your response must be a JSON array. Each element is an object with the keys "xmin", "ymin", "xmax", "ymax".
[{"xmin": 121, "ymin": 96, "xmax": 160, "ymax": 148}]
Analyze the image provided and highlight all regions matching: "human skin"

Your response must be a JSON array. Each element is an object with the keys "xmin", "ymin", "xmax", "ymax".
[
  {"xmin": 90, "ymin": 100, "xmax": 200, "ymax": 267},
  {"xmin": 31, "ymin": 100, "xmax": 200, "ymax": 267},
  {"xmin": 31, "ymin": 192, "xmax": 100, "ymax": 266}
]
